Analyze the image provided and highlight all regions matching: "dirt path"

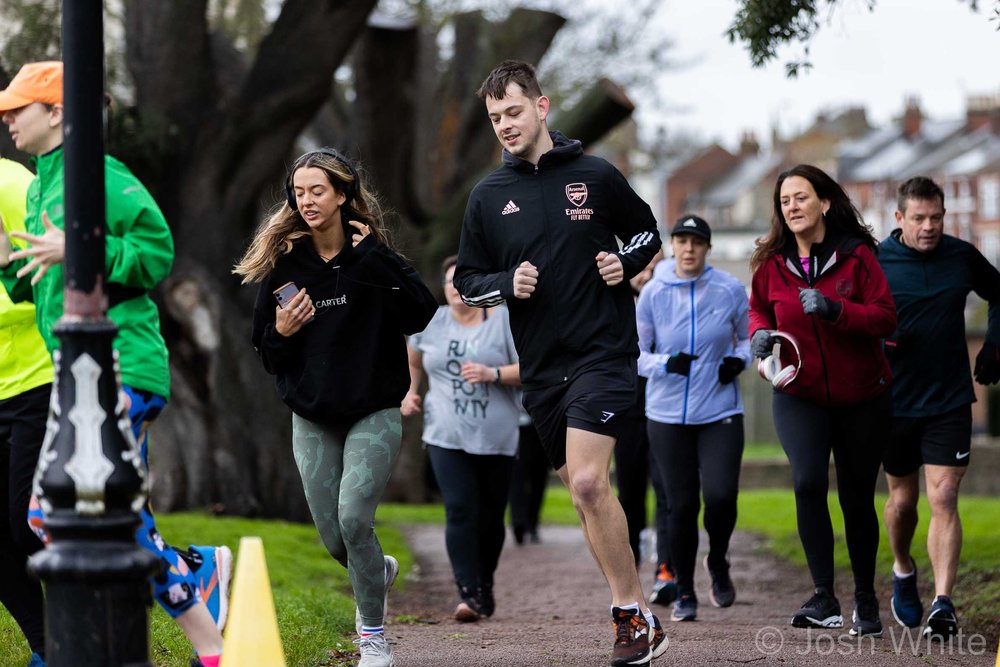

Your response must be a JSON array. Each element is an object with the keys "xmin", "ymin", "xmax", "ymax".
[{"xmin": 385, "ymin": 525, "xmax": 995, "ymax": 666}]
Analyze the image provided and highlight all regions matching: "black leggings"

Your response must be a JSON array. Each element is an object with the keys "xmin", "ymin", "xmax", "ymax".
[
  {"xmin": 427, "ymin": 445, "xmax": 514, "ymax": 591},
  {"xmin": 614, "ymin": 416, "xmax": 672, "ymax": 568},
  {"xmin": 647, "ymin": 415, "xmax": 744, "ymax": 597},
  {"xmin": 772, "ymin": 390, "xmax": 891, "ymax": 595},
  {"xmin": 509, "ymin": 423, "xmax": 549, "ymax": 536},
  {"xmin": 0, "ymin": 385, "xmax": 49, "ymax": 657}
]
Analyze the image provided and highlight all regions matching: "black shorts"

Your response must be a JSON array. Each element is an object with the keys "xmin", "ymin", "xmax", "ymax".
[
  {"xmin": 521, "ymin": 358, "xmax": 638, "ymax": 470},
  {"xmin": 883, "ymin": 404, "xmax": 972, "ymax": 477}
]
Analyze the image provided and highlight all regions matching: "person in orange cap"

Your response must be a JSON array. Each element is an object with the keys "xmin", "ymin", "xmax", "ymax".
[{"xmin": 0, "ymin": 61, "xmax": 228, "ymax": 667}]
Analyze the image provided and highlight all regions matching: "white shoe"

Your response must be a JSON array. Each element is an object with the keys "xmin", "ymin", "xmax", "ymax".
[
  {"xmin": 356, "ymin": 555, "xmax": 400, "ymax": 634},
  {"xmin": 355, "ymin": 632, "xmax": 395, "ymax": 667}
]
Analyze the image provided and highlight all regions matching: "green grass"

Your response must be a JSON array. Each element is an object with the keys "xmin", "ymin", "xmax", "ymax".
[
  {"xmin": 736, "ymin": 489, "xmax": 1000, "ymax": 641},
  {"xmin": 3, "ymin": 487, "xmax": 998, "ymax": 664},
  {"xmin": 0, "ymin": 514, "xmax": 411, "ymax": 667},
  {"xmin": 742, "ymin": 441, "xmax": 785, "ymax": 460}
]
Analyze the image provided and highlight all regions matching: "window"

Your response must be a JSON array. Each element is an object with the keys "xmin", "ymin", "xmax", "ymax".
[
  {"xmin": 979, "ymin": 176, "xmax": 1000, "ymax": 220},
  {"xmin": 981, "ymin": 230, "xmax": 1000, "ymax": 266}
]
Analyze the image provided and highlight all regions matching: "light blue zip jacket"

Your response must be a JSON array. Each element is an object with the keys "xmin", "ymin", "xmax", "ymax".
[{"xmin": 636, "ymin": 260, "xmax": 751, "ymax": 425}]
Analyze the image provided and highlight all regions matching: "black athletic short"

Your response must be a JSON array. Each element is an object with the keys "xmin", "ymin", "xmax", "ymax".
[
  {"xmin": 521, "ymin": 357, "xmax": 638, "ymax": 470},
  {"xmin": 882, "ymin": 404, "xmax": 972, "ymax": 477}
]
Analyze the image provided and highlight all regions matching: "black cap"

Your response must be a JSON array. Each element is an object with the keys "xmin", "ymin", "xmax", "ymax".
[{"xmin": 671, "ymin": 215, "xmax": 711, "ymax": 242}]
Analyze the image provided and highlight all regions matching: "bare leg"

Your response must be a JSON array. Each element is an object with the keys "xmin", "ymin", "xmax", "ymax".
[
  {"xmin": 559, "ymin": 427, "xmax": 646, "ymax": 608},
  {"xmin": 924, "ymin": 465, "xmax": 965, "ymax": 598},
  {"xmin": 883, "ymin": 471, "xmax": 920, "ymax": 573},
  {"xmin": 176, "ymin": 603, "xmax": 224, "ymax": 656}
]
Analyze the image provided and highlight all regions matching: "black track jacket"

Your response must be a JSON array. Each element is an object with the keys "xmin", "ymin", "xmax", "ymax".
[{"xmin": 454, "ymin": 131, "xmax": 661, "ymax": 390}]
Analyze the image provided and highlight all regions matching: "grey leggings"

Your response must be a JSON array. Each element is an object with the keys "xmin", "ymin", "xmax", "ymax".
[{"xmin": 292, "ymin": 408, "xmax": 401, "ymax": 627}]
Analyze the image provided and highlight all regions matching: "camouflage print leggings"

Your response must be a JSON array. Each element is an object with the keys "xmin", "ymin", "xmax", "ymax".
[{"xmin": 291, "ymin": 408, "xmax": 401, "ymax": 628}]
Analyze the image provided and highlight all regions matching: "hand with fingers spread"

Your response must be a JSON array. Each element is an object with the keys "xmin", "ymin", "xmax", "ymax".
[
  {"xmin": 348, "ymin": 219, "xmax": 371, "ymax": 248},
  {"xmin": 8, "ymin": 211, "xmax": 64, "ymax": 285},
  {"xmin": 595, "ymin": 251, "xmax": 623, "ymax": 286},
  {"xmin": 512, "ymin": 260, "xmax": 538, "ymax": 299},
  {"xmin": 274, "ymin": 287, "xmax": 316, "ymax": 336}
]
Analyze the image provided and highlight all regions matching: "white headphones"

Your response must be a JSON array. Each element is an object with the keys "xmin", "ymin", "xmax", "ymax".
[{"xmin": 757, "ymin": 331, "xmax": 802, "ymax": 389}]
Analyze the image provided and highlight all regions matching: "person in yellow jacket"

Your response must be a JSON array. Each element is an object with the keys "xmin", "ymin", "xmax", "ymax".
[{"xmin": 0, "ymin": 154, "xmax": 51, "ymax": 667}]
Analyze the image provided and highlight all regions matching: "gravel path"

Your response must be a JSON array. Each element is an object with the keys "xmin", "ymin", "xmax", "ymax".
[{"xmin": 383, "ymin": 524, "xmax": 996, "ymax": 666}]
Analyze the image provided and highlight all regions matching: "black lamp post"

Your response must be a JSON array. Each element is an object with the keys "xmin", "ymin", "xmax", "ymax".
[{"xmin": 27, "ymin": 1, "xmax": 158, "ymax": 664}]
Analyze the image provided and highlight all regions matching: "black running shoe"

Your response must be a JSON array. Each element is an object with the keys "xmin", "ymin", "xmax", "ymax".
[
  {"xmin": 477, "ymin": 583, "xmax": 495, "ymax": 618},
  {"xmin": 670, "ymin": 593, "xmax": 698, "ymax": 622},
  {"xmin": 454, "ymin": 585, "xmax": 482, "ymax": 622},
  {"xmin": 849, "ymin": 591, "xmax": 883, "ymax": 637},
  {"xmin": 923, "ymin": 595, "xmax": 959, "ymax": 640},
  {"xmin": 703, "ymin": 555, "xmax": 736, "ymax": 608},
  {"xmin": 890, "ymin": 559, "xmax": 923, "ymax": 628},
  {"xmin": 791, "ymin": 588, "xmax": 843, "ymax": 628}
]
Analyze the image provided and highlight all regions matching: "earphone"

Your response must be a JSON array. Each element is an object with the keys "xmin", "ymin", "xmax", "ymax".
[
  {"xmin": 285, "ymin": 148, "xmax": 359, "ymax": 211},
  {"xmin": 757, "ymin": 331, "xmax": 802, "ymax": 389}
]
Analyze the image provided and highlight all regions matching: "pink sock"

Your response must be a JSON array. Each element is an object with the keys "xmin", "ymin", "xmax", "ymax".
[{"xmin": 199, "ymin": 656, "xmax": 221, "ymax": 667}]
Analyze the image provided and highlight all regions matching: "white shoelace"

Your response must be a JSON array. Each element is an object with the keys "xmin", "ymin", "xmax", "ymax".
[{"xmin": 355, "ymin": 633, "xmax": 390, "ymax": 656}]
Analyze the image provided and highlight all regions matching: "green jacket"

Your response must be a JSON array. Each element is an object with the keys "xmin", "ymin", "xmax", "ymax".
[
  {"xmin": 0, "ymin": 147, "xmax": 173, "ymax": 398},
  {"xmin": 0, "ymin": 157, "xmax": 53, "ymax": 400}
]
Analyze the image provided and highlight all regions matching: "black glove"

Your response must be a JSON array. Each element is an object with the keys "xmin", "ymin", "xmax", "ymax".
[
  {"xmin": 974, "ymin": 341, "xmax": 1000, "ymax": 385},
  {"xmin": 883, "ymin": 331, "xmax": 916, "ymax": 362},
  {"xmin": 718, "ymin": 356, "xmax": 745, "ymax": 384},
  {"xmin": 666, "ymin": 352, "xmax": 699, "ymax": 376},
  {"xmin": 751, "ymin": 329, "xmax": 776, "ymax": 358},
  {"xmin": 799, "ymin": 288, "xmax": 841, "ymax": 321}
]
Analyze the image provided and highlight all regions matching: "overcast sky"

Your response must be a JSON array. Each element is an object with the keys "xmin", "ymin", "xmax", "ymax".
[{"xmin": 638, "ymin": 0, "xmax": 1000, "ymax": 151}]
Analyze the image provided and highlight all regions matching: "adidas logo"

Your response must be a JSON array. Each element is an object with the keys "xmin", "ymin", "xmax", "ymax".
[{"xmin": 501, "ymin": 200, "xmax": 520, "ymax": 215}]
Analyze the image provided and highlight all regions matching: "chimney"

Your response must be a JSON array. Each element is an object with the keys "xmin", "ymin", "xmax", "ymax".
[
  {"xmin": 739, "ymin": 130, "xmax": 760, "ymax": 156},
  {"xmin": 966, "ymin": 94, "xmax": 1000, "ymax": 133},
  {"xmin": 902, "ymin": 96, "xmax": 922, "ymax": 138}
]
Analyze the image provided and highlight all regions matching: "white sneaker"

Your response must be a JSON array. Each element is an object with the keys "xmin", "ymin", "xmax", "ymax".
[
  {"xmin": 356, "ymin": 555, "xmax": 400, "ymax": 634},
  {"xmin": 355, "ymin": 632, "xmax": 395, "ymax": 667}
]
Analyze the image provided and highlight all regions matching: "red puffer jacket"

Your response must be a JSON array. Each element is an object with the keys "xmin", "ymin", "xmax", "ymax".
[{"xmin": 749, "ymin": 235, "xmax": 895, "ymax": 406}]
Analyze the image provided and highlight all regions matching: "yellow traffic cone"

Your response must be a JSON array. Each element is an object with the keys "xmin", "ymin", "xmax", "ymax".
[{"xmin": 220, "ymin": 536, "xmax": 286, "ymax": 666}]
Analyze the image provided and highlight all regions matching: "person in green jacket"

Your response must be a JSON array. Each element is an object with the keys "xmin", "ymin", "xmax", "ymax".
[
  {"xmin": 0, "ymin": 61, "xmax": 227, "ymax": 667},
  {"xmin": 0, "ymin": 154, "xmax": 50, "ymax": 667}
]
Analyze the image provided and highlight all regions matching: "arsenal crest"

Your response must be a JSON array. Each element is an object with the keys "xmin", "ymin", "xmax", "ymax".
[{"xmin": 565, "ymin": 183, "xmax": 588, "ymax": 206}]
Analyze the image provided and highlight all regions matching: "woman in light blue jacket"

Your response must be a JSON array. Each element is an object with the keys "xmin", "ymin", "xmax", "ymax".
[{"xmin": 636, "ymin": 215, "xmax": 750, "ymax": 622}]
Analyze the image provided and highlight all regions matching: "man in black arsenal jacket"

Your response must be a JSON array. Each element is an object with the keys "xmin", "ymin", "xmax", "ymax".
[{"xmin": 454, "ymin": 60, "xmax": 664, "ymax": 666}]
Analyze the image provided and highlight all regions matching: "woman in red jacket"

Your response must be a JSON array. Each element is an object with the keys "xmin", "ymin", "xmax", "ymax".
[{"xmin": 749, "ymin": 164, "xmax": 895, "ymax": 638}]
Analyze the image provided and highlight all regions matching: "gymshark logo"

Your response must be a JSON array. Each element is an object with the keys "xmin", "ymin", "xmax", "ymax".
[
  {"xmin": 600, "ymin": 411, "xmax": 615, "ymax": 423},
  {"xmin": 955, "ymin": 450, "xmax": 970, "ymax": 460},
  {"xmin": 501, "ymin": 200, "xmax": 520, "ymax": 215}
]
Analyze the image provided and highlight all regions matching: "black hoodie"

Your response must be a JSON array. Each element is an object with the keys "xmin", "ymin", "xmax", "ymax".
[
  {"xmin": 252, "ymin": 235, "xmax": 437, "ymax": 425},
  {"xmin": 454, "ymin": 131, "xmax": 661, "ymax": 390}
]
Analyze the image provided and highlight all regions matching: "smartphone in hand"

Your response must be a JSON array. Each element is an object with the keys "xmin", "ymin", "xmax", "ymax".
[{"xmin": 273, "ymin": 281, "xmax": 314, "ymax": 323}]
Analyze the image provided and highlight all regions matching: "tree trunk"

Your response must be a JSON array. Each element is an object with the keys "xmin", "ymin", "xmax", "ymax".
[{"xmin": 124, "ymin": 0, "xmax": 379, "ymax": 519}]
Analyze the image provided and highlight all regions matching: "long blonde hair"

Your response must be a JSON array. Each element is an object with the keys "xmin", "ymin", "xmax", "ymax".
[{"xmin": 233, "ymin": 149, "xmax": 392, "ymax": 284}]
